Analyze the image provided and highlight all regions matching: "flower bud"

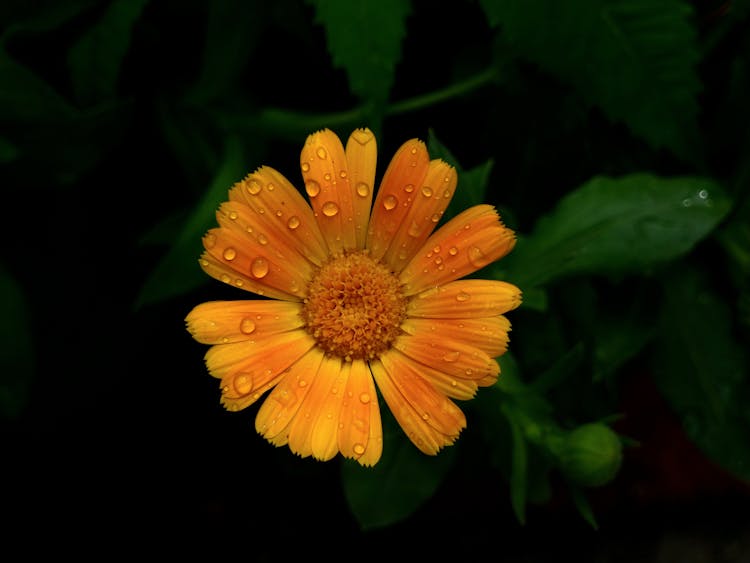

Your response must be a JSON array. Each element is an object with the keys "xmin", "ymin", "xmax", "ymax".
[{"xmin": 559, "ymin": 423, "xmax": 623, "ymax": 487}]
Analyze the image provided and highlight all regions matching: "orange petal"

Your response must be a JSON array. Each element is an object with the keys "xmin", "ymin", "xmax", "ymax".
[
  {"xmin": 406, "ymin": 279, "xmax": 522, "ymax": 318},
  {"xmin": 287, "ymin": 354, "xmax": 345, "ymax": 460},
  {"xmin": 401, "ymin": 316, "xmax": 511, "ymax": 358},
  {"xmin": 378, "ymin": 350, "xmax": 466, "ymax": 436},
  {"xmin": 204, "ymin": 330, "xmax": 316, "ymax": 412},
  {"xmin": 255, "ymin": 347, "xmax": 325, "ymax": 445},
  {"xmin": 300, "ymin": 129, "xmax": 357, "ymax": 254},
  {"xmin": 370, "ymin": 358, "xmax": 459, "ymax": 455},
  {"xmin": 366, "ymin": 139, "xmax": 430, "ymax": 261},
  {"xmin": 382, "ymin": 159, "xmax": 456, "ymax": 273},
  {"xmin": 345, "ymin": 128, "xmax": 377, "ymax": 249},
  {"xmin": 200, "ymin": 224, "xmax": 308, "ymax": 301},
  {"xmin": 229, "ymin": 166, "xmax": 329, "ymax": 266},
  {"xmin": 399, "ymin": 204, "xmax": 517, "ymax": 295},
  {"xmin": 392, "ymin": 333, "xmax": 499, "ymax": 382},
  {"xmin": 337, "ymin": 359, "xmax": 382, "ymax": 466},
  {"xmin": 185, "ymin": 300, "xmax": 303, "ymax": 345}
]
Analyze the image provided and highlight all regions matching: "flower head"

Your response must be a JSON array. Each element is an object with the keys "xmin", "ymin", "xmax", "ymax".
[{"xmin": 185, "ymin": 128, "xmax": 521, "ymax": 466}]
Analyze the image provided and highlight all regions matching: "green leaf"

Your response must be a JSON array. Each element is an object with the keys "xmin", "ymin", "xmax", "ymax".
[
  {"xmin": 308, "ymin": 0, "xmax": 410, "ymax": 107},
  {"xmin": 0, "ymin": 264, "xmax": 34, "ymax": 418},
  {"xmin": 500, "ymin": 174, "xmax": 731, "ymax": 288},
  {"xmin": 502, "ymin": 404, "xmax": 528, "ymax": 524},
  {"xmin": 134, "ymin": 135, "xmax": 246, "ymax": 309},
  {"xmin": 341, "ymin": 410, "xmax": 457, "ymax": 530},
  {"xmin": 568, "ymin": 485, "xmax": 599, "ymax": 530},
  {"xmin": 652, "ymin": 266, "xmax": 750, "ymax": 481},
  {"xmin": 592, "ymin": 310, "xmax": 654, "ymax": 382},
  {"xmin": 67, "ymin": 0, "xmax": 150, "ymax": 105},
  {"xmin": 480, "ymin": 0, "xmax": 702, "ymax": 159}
]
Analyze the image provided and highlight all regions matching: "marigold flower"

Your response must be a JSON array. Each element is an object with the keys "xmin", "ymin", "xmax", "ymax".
[{"xmin": 185, "ymin": 128, "xmax": 521, "ymax": 466}]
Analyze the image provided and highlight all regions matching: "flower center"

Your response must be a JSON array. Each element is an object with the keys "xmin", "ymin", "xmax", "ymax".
[{"xmin": 301, "ymin": 251, "xmax": 407, "ymax": 361}]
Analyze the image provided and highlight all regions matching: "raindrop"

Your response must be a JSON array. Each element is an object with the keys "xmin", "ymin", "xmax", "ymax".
[
  {"xmin": 257, "ymin": 234, "xmax": 269, "ymax": 245},
  {"xmin": 267, "ymin": 183, "xmax": 275, "ymax": 191},
  {"xmin": 421, "ymin": 186, "xmax": 433, "ymax": 197},
  {"xmin": 229, "ymin": 211, "xmax": 238, "ymax": 220},
  {"xmin": 456, "ymin": 291, "xmax": 470, "ymax": 302},
  {"xmin": 468, "ymin": 246, "xmax": 489, "ymax": 267},
  {"xmin": 305, "ymin": 180, "xmax": 321, "ymax": 197},
  {"xmin": 298, "ymin": 379, "xmax": 308, "ymax": 387},
  {"xmin": 287, "ymin": 216, "xmax": 301, "ymax": 230},
  {"xmin": 407, "ymin": 221, "xmax": 421, "ymax": 237},
  {"xmin": 698, "ymin": 189, "xmax": 708, "ymax": 199},
  {"xmin": 222, "ymin": 248, "xmax": 236, "ymax": 261},
  {"xmin": 410, "ymin": 147, "xmax": 417, "ymax": 155},
  {"xmin": 353, "ymin": 443, "xmax": 365, "ymax": 455},
  {"xmin": 200, "ymin": 259, "xmax": 209, "ymax": 267},
  {"xmin": 234, "ymin": 279, "xmax": 244, "ymax": 287},
  {"xmin": 239, "ymin": 318, "xmax": 256, "ymax": 334},
  {"xmin": 421, "ymin": 413, "xmax": 430, "ymax": 421},
  {"xmin": 316, "ymin": 147, "xmax": 327, "ymax": 159},
  {"xmin": 246, "ymin": 180, "xmax": 262, "ymax": 195},
  {"xmin": 443, "ymin": 351, "xmax": 460, "ymax": 362},
  {"xmin": 339, "ymin": 170, "xmax": 347, "ymax": 179},
  {"xmin": 430, "ymin": 213, "xmax": 441, "ymax": 223},
  {"xmin": 356, "ymin": 182, "xmax": 370, "ymax": 197},
  {"xmin": 448, "ymin": 246, "xmax": 458, "ymax": 256},
  {"xmin": 324, "ymin": 173, "xmax": 331, "ymax": 181},
  {"xmin": 251, "ymin": 258, "xmax": 269, "ymax": 278},
  {"xmin": 322, "ymin": 201, "xmax": 340, "ymax": 217},
  {"xmin": 404, "ymin": 184, "xmax": 415, "ymax": 193},
  {"xmin": 204, "ymin": 233, "xmax": 217, "ymax": 248},
  {"xmin": 220, "ymin": 274, "xmax": 231, "ymax": 283},
  {"xmin": 682, "ymin": 198, "xmax": 692, "ymax": 207},
  {"xmin": 359, "ymin": 393, "xmax": 371, "ymax": 404},
  {"xmin": 275, "ymin": 210, "xmax": 283, "ymax": 217},
  {"xmin": 234, "ymin": 374, "xmax": 253, "ymax": 394},
  {"xmin": 443, "ymin": 189, "xmax": 452, "ymax": 198},
  {"xmin": 383, "ymin": 195, "xmax": 398, "ymax": 210},
  {"xmin": 433, "ymin": 245, "xmax": 441, "ymax": 253},
  {"xmin": 301, "ymin": 162, "xmax": 310, "ymax": 172}
]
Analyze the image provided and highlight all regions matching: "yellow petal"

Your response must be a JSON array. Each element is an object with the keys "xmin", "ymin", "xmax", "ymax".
[
  {"xmin": 401, "ymin": 315, "xmax": 511, "ymax": 358},
  {"xmin": 370, "ymin": 358, "xmax": 459, "ymax": 455},
  {"xmin": 255, "ymin": 347, "xmax": 325, "ymax": 444},
  {"xmin": 345, "ymin": 128, "xmax": 377, "ymax": 250},
  {"xmin": 399, "ymin": 204, "xmax": 517, "ymax": 295},
  {"xmin": 382, "ymin": 159, "xmax": 456, "ymax": 273},
  {"xmin": 185, "ymin": 300, "xmax": 303, "ymax": 345},
  {"xmin": 366, "ymin": 139, "xmax": 430, "ymax": 261},
  {"xmin": 337, "ymin": 359, "xmax": 382, "ymax": 465},
  {"xmin": 230, "ymin": 166, "xmax": 329, "ymax": 266},
  {"xmin": 407, "ymin": 279, "xmax": 522, "ymax": 318},
  {"xmin": 300, "ymin": 129, "xmax": 357, "ymax": 254}
]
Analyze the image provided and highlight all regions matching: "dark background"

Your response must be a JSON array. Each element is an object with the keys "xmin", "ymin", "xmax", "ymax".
[{"xmin": 2, "ymin": 0, "xmax": 750, "ymax": 560}]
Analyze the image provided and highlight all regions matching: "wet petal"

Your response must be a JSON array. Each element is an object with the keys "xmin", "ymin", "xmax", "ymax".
[
  {"xmin": 399, "ymin": 204, "xmax": 517, "ymax": 295},
  {"xmin": 401, "ymin": 315, "xmax": 511, "ymax": 358},
  {"xmin": 392, "ymin": 333, "xmax": 499, "ymax": 383},
  {"xmin": 383, "ymin": 159, "xmax": 456, "ymax": 273},
  {"xmin": 345, "ymin": 128, "xmax": 377, "ymax": 250},
  {"xmin": 287, "ymin": 354, "xmax": 345, "ymax": 460},
  {"xmin": 230, "ymin": 166, "xmax": 328, "ymax": 266},
  {"xmin": 185, "ymin": 300, "xmax": 303, "ymax": 345},
  {"xmin": 370, "ymin": 358, "xmax": 460, "ymax": 455},
  {"xmin": 337, "ymin": 359, "xmax": 382, "ymax": 466},
  {"xmin": 407, "ymin": 279, "xmax": 522, "ymax": 318},
  {"xmin": 300, "ymin": 129, "xmax": 357, "ymax": 254},
  {"xmin": 366, "ymin": 139, "xmax": 430, "ymax": 261},
  {"xmin": 256, "ymin": 347, "xmax": 325, "ymax": 445}
]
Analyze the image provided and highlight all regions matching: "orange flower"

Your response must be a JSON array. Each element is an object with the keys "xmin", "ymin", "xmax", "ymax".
[{"xmin": 185, "ymin": 128, "xmax": 521, "ymax": 466}]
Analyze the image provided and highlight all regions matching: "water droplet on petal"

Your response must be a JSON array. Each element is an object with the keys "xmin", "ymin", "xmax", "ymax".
[
  {"xmin": 239, "ymin": 318, "xmax": 256, "ymax": 334},
  {"xmin": 422, "ymin": 413, "xmax": 430, "ymax": 421},
  {"xmin": 324, "ymin": 172, "xmax": 331, "ymax": 181},
  {"xmin": 449, "ymin": 246, "xmax": 458, "ymax": 256},
  {"xmin": 266, "ymin": 183, "xmax": 275, "ymax": 191},
  {"xmin": 456, "ymin": 291, "xmax": 470, "ymax": 302},
  {"xmin": 468, "ymin": 245, "xmax": 489, "ymax": 267},
  {"xmin": 421, "ymin": 186, "xmax": 433, "ymax": 197},
  {"xmin": 228, "ymin": 211, "xmax": 238, "ymax": 220},
  {"xmin": 204, "ymin": 233, "xmax": 217, "ymax": 249},
  {"xmin": 305, "ymin": 180, "xmax": 320, "ymax": 197},
  {"xmin": 430, "ymin": 213, "xmax": 441, "ymax": 223},
  {"xmin": 443, "ymin": 188, "xmax": 452, "ymax": 198},
  {"xmin": 298, "ymin": 379, "xmax": 307, "ymax": 387},
  {"xmin": 257, "ymin": 234, "xmax": 268, "ymax": 245},
  {"xmin": 301, "ymin": 162, "xmax": 310, "ymax": 172},
  {"xmin": 353, "ymin": 443, "xmax": 365, "ymax": 455},
  {"xmin": 316, "ymin": 147, "xmax": 327, "ymax": 159},
  {"xmin": 407, "ymin": 221, "xmax": 421, "ymax": 237},
  {"xmin": 220, "ymin": 273, "xmax": 231, "ymax": 283},
  {"xmin": 404, "ymin": 183, "xmax": 415, "ymax": 193},
  {"xmin": 246, "ymin": 180, "xmax": 262, "ymax": 195},
  {"xmin": 251, "ymin": 258, "xmax": 269, "ymax": 278},
  {"xmin": 443, "ymin": 351, "xmax": 460, "ymax": 362},
  {"xmin": 234, "ymin": 373, "xmax": 253, "ymax": 394},
  {"xmin": 359, "ymin": 393, "xmax": 370, "ymax": 404},
  {"xmin": 383, "ymin": 195, "xmax": 398, "ymax": 210},
  {"xmin": 223, "ymin": 247, "xmax": 236, "ymax": 261},
  {"xmin": 356, "ymin": 182, "xmax": 370, "ymax": 197},
  {"xmin": 287, "ymin": 216, "xmax": 300, "ymax": 230},
  {"xmin": 322, "ymin": 201, "xmax": 339, "ymax": 217},
  {"xmin": 339, "ymin": 170, "xmax": 347, "ymax": 179}
]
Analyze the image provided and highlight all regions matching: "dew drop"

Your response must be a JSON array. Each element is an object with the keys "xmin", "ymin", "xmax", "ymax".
[
  {"xmin": 316, "ymin": 147, "xmax": 327, "ymax": 159},
  {"xmin": 433, "ymin": 245, "xmax": 441, "ymax": 253},
  {"xmin": 234, "ymin": 279, "xmax": 244, "ymax": 287},
  {"xmin": 698, "ymin": 189, "xmax": 708, "ymax": 199},
  {"xmin": 305, "ymin": 180, "xmax": 321, "ymax": 197},
  {"xmin": 301, "ymin": 162, "xmax": 310, "ymax": 172},
  {"xmin": 404, "ymin": 183, "xmax": 415, "ymax": 193},
  {"xmin": 430, "ymin": 213, "xmax": 441, "ymax": 223},
  {"xmin": 356, "ymin": 182, "xmax": 370, "ymax": 197},
  {"xmin": 287, "ymin": 216, "xmax": 300, "ymax": 230},
  {"xmin": 200, "ymin": 259, "xmax": 209, "ymax": 267},
  {"xmin": 407, "ymin": 221, "xmax": 421, "ymax": 237},
  {"xmin": 443, "ymin": 188, "xmax": 452, "ymax": 198},
  {"xmin": 410, "ymin": 147, "xmax": 417, "ymax": 155},
  {"xmin": 421, "ymin": 413, "xmax": 430, "ymax": 421},
  {"xmin": 275, "ymin": 210, "xmax": 283, "ymax": 217},
  {"xmin": 228, "ymin": 211, "xmax": 238, "ymax": 220},
  {"xmin": 234, "ymin": 373, "xmax": 253, "ymax": 395},
  {"xmin": 339, "ymin": 170, "xmax": 347, "ymax": 179},
  {"xmin": 298, "ymin": 379, "xmax": 308, "ymax": 387},
  {"xmin": 257, "ymin": 234, "xmax": 269, "ymax": 245},
  {"xmin": 251, "ymin": 258, "xmax": 269, "ymax": 278},
  {"xmin": 223, "ymin": 247, "xmax": 237, "ymax": 261},
  {"xmin": 266, "ymin": 183, "xmax": 275, "ymax": 191},
  {"xmin": 353, "ymin": 443, "xmax": 365, "ymax": 455},
  {"xmin": 322, "ymin": 201, "xmax": 340, "ymax": 217},
  {"xmin": 359, "ymin": 393, "xmax": 371, "ymax": 404},
  {"xmin": 421, "ymin": 186, "xmax": 433, "ymax": 197},
  {"xmin": 682, "ymin": 198, "xmax": 692, "ymax": 207},
  {"xmin": 468, "ymin": 246, "xmax": 488, "ymax": 267},
  {"xmin": 204, "ymin": 233, "xmax": 216, "ymax": 248},
  {"xmin": 220, "ymin": 273, "xmax": 231, "ymax": 283},
  {"xmin": 324, "ymin": 173, "xmax": 332, "ymax": 181},
  {"xmin": 383, "ymin": 195, "xmax": 398, "ymax": 210},
  {"xmin": 456, "ymin": 291, "xmax": 470, "ymax": 302},
  {"xmin": 443, "ymin": 351, "xmax": 460, "ymax": 362},
  {"xmin": 246, "ymin": 180, "xmax": 262, "ymax": 195},
  {"xmin": 449, "ymin": 246, "xmax": 458, "ymax": 256},
  {"xmin": 465, "ymin": 368, "xmax": 474, "ymax": 376},
  {"xmin": 239, "ymin": 318, "xmax": 256, "ymax": 334}
]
